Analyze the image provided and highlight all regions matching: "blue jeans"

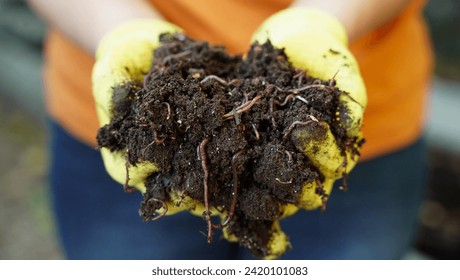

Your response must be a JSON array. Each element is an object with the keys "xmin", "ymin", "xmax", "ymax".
[{"xmin": 49, "ymin": 122, "xmax": 426, "ymax": 259}]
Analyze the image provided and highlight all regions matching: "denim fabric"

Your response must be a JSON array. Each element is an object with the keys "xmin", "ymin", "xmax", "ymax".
[{"xmin": 49, "ymin": 122, "xmax": 426, "ymax": 259}]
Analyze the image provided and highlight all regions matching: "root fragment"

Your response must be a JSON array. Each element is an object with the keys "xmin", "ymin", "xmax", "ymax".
[{"xmin": 293, "ymin": 69, "xmax": 305, "ymax": 87}]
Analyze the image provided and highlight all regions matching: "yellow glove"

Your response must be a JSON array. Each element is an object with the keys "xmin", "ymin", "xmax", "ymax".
[
  {"xmin": 93, "ymin": 19, "xmax": 196, "ymax": 214},
  {"xmin": 93, "ymin": 20, "xmax": 229, "ymax": 219},
  {"xmin": 250, "ymin": 8, "xmax": 367, "ymax": 257}
]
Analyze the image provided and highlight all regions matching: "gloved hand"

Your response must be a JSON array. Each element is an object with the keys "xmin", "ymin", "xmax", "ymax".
[
  {"xmin": 92, "ymin": 19, "xmax": 191, "ymax": 211},
  {"xmin": 93, "ymin": 20, "xmax": 234, "ymax": 221},
  {"xmin": 244, "ymin": 7, "xmax": 367, "ymax": 257}
]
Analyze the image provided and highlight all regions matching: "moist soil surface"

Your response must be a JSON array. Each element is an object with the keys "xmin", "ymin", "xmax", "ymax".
[{"xmin": 97, "ymin": 34, "xmax": 355, "ymax": 258}]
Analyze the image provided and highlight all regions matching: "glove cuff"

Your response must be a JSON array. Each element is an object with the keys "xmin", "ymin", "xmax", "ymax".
[
  {"xmin": 96, "ymin": 19, "xmax": 182, "ymax": 59},
  {"xmin": 252, "ymin": 7, "xmax": 348, "ymax": 46}
]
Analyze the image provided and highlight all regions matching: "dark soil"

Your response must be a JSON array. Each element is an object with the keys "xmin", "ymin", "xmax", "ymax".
[{"xmin": 97, "ymin": 34, "xmax": 360, "ymax": 258}]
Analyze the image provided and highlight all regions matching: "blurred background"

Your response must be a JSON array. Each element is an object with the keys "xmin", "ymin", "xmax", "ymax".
[{"xmin": 0, "ymin": 0, "xmax": 459, "ymax": 259}]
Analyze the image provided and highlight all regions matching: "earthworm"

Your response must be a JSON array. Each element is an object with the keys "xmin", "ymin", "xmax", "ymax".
[
  {"xmin": 149, "ymin": 198, "xmax": 168, "ymax": 221},
  {"xmin": 162, "ymin": 50, "xmax": 192, "ymax": 64},
  {"xmin": 289, "ymin": 84, "xmax": 327, "ymax": 94},
  {"xmin": 282, "ymin": 117, "xmax": 318, "ymax": 141},
  {"xmin": 200, "ymin": 75, "xmax": 229, "ymax": 86},
  {"xmin": 221, "ymin": 150, "xmax": 244, "ymax": 227},
  {"xmin": 269, "ymin": 98, "xmax": 277, "ymax": 127},
  {"xmin": 293, "ymin": 69, "xmax": 305, "ymax": 87},
  {"xmin": 198, "ymin": 138, "xmax": 214, "ymax": 243},
  {"xmin": 223, "ymin": 95, "xmax": 262, "ymax": 119},
  {"xmin": 275, "ymin": 94, "xmax": 295, "ymax": 107}
]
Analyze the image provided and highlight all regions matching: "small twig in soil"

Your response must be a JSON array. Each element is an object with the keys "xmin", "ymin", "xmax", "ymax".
[
  {"xmin": 162, "ymin": 102, "xmax": 172, "ymax": 120},
  {"xmin": 289, "ymin": 84, "xmax": 328, "ymax": 94},
  {"xmin": 282, "ymin": 116, "xmax": 319, "ymax": 141},
  {"xmin": 328, "ymin": 69, "xmax": 340, "ymax": 87},
  {"xmin": 223, "ymin": 95, "xmax": 262, "ymax": 119},
  {"xmin": 295, "ymin": 95, "xmax": 309, "ymax": 105},
  {"xmin": 339, "ymin": 91, "xmax": 360, "ymax": 105},
  {"xmin": 274, "ymin": 94, "xmax": 309, "ymax": 107},
  {"xmin": 251, "ymin": 123, "xmax": 260, "ymax": 141},
  {"xmin": 232, "ymin": 108, "xmax": 241, "ymax": 125},
  {"xmin": 148, "ymin": 198, "xmax": 168, "ymax": 220},
  {"xmin": 200, "ymin": 75, "xmax": 229, "ymax": 86},
  {"xmin": 221, "ymin": 150, "xmax": 244, "ymax": 227},
  {"xmin": 243, "ymin": 93, "xmax": 251, "ymax": 103},
  {"xmin": 275, "ymin": 178, "xmax": 293, "ymax": 185},
  {"xmin": 285, "ymin": 150, "xmax": 293, "ymax": 162}
]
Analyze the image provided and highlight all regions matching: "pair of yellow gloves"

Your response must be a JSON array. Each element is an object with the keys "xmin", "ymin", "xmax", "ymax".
[{"xmin": 92, "ymin": 8, "xmax": 366, "ymax": 259}]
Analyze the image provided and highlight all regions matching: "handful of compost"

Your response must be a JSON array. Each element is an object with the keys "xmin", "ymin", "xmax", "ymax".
[{"xmin": 93, "ymin": 9, "xmax": 366, "ymax": 259}]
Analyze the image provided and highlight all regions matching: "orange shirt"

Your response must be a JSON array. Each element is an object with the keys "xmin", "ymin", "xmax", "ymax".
[{"xmin": 43, "ymin": 0, "xmax": 433, "ymax": 160}]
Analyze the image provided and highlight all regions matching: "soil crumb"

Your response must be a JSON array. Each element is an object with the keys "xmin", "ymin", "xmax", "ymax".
[{"xmin": 97, "ymin": 34, "xmax": 362, "ymax": 258}]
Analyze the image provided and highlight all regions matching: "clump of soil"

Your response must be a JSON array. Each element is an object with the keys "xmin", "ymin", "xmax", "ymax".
[{"xmin": 97, "ymin": 34, "xmax": 361, "ymax": 258}]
